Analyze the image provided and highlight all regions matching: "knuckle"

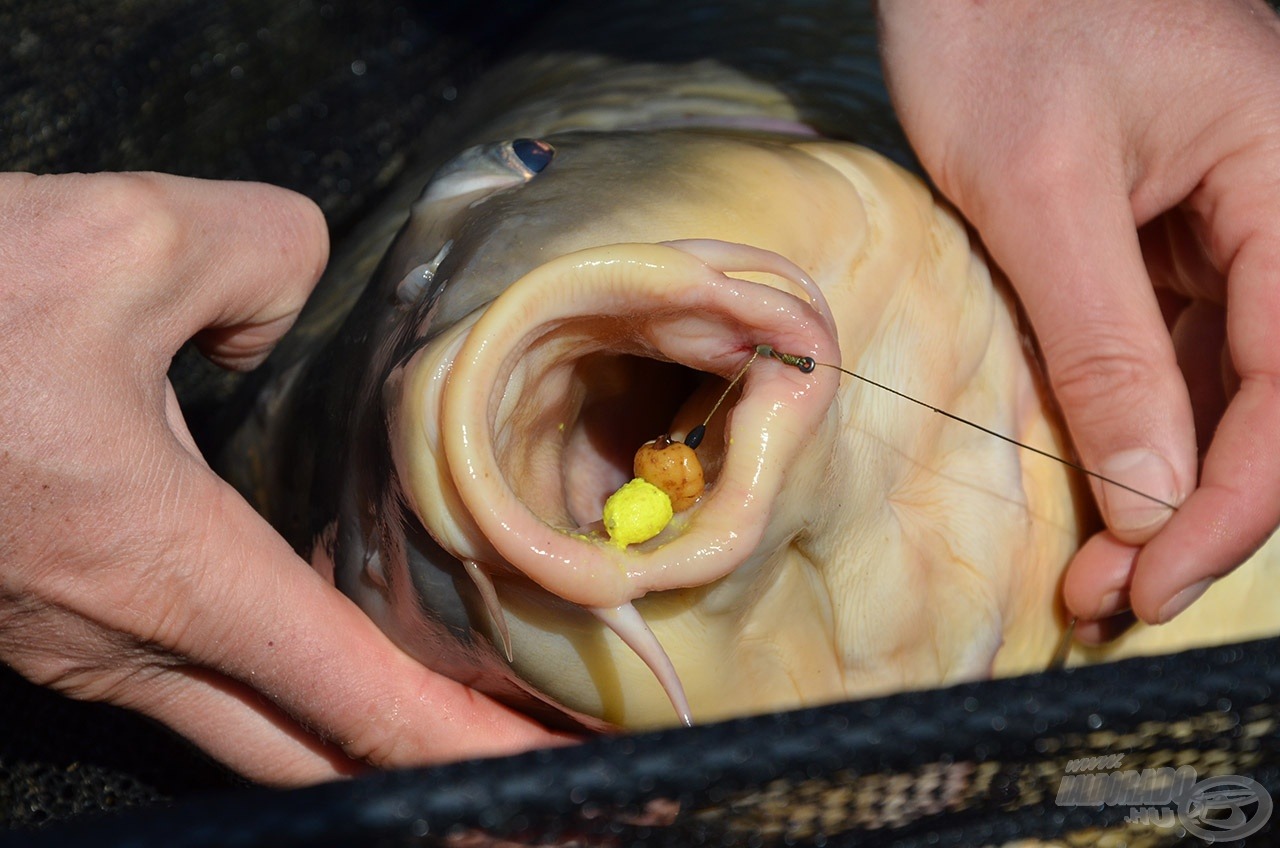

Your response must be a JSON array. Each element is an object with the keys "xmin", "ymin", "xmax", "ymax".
[
  {"xmin": 1043, "ymin": 332, "xmax": 1165, "ymax": 421},
  {"xmin": 333, "ymin": 670, "xmax": 444, "ymax": 769},
  {"xmin": 955, "ymin": 126, "xmax": 1105, "ymax": 233},
  {"xmin": 47, "ymin": 173, "xmax": 184, "ymax": 269},
  {"xmin": 5, "ymin": 174, "xmax": 186, "ymax": 322},
  {"xmin": 337, "ymin": 705, "xmax": 415, "ymax": 768},
  {"xmin": 1001, "ymin": 133, "xmax": 1096, "ymax": 207},
  {"xmin": 77, "ymin": 173, "xmax": 187, "ymax": 276}
]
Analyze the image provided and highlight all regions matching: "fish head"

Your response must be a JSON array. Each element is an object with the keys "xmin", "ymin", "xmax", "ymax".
[{"xmin": 325, "ymin": 129, "xmax": 1080, "ymax": 730}]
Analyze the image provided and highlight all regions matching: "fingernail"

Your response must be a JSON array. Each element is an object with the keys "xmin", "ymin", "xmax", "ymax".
[
  {"xmin": 1095, "ymin": 589, "xmax": 1128, "ymax": 619},
  {"xmin": 1158, "ymin": 578, "xmax": 1213, "ymax": 623},
  {"xmin": 1098, "ymin": 449, "xmax": 1177, "ymax": 537}
]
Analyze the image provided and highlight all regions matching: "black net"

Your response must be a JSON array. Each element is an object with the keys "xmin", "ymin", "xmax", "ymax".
[{"xmin": 9, "ymin": 637, "xmax": 1279, "ymax": 846}]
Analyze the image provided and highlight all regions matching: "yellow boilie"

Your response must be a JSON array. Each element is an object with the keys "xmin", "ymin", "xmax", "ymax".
[
  {"xmin": 600, "ymin": 435, "xmax": 707, "ymax": 548},
  {"xmin": 602, "ymin": 478, "xmax": 673, "ymax": 547}
]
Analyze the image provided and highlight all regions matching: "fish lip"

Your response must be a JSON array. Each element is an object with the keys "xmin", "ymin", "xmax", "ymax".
[{"xmin": 436, "ymin": 241, "xmax": 840, "ymax": 609}]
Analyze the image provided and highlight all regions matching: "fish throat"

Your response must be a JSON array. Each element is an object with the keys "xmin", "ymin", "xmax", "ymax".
[{"xmin": 509, "ymin": 348, "xmax": 724, "ymax": 534}]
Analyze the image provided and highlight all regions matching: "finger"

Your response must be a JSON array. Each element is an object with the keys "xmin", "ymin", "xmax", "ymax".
[
  {"xmin": 171, "ymin": 181, "xmax": 329, "ymax": 371},
  {"xmin": 1170, "ymin": 299, "xmax": 1229, "ymax": 460},
  {"xmin": 1062, "ymin": 530, "xmax": 1138, "ymax": 621},
  {"xmin": 1140, "ymin": 214, "xmax": 1231, "ymax": 460},
  {"xmin": 1124, "ymin": 140, "xmax": 1280, "ymax": 623},
  {"xmin": 1139, "ymin": 212, "xmax": 1226, "ymax": 305},
  {"xmin": 1128, "ymin": 225, "xmax": 1280, "ymax": 623},
  {"xmin": 975, "ymin": 158, "xmax": 1197, "ymax": 547},
  {"xmin": 115, "ymin": 663, "xmax": 363, "ymax": 785},
  {"xmin": 1127, "ymin": 377, "xmax": 1280, "ymax": 624},
  {"xmin": 1073, "ymin": 612, "xmax": 1137, "ymax": 647},
  {"xmin": 127, "ymin": 464, "xmax": 572, "ymax": 781}
]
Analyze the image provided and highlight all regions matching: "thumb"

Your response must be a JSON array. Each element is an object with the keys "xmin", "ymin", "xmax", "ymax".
[{"xmin": 975, "ymin": 161, "xmax": 1197, "ymax": 544}]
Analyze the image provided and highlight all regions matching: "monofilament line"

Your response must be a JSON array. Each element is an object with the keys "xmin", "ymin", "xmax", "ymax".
[
  {"xmin": 684, "ymin": 348, "xmax": 760, "ymax": 450},
  {"xmin": 757, "ymin": 345, "xmax": 1178, "ymax": 511}
]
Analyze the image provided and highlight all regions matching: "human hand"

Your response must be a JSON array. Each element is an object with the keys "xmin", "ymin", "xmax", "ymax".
[
  {"xmin": 876, "ymin": 0, "xmax": 1280, "ymax": 639},
  {"xmin": 0, "ymin": 172, "xmax": 568, "ymax": 785}
]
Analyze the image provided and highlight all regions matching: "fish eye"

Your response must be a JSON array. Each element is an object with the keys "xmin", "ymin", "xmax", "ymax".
[
  {"xmin": 413, "ymin": 139, "xmax": 554, "ymax": 209},
  {"xmin": 510, "ymin": 138, "xmax": 554, "ymax": 174}
]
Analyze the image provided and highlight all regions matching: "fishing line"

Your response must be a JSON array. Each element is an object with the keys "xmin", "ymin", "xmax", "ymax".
[
  {"xmin": 754, "ymin": 344, "xmax": 1178, "ymax": 511},
  {"xmin": 683, "ymin": 348, "xmax": 759, "ymax": 450}
]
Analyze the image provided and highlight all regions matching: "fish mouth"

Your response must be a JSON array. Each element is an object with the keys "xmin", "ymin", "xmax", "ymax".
[{"xmin": 396, "ymin": 239, "xmax": 839, "ymax": 722}]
